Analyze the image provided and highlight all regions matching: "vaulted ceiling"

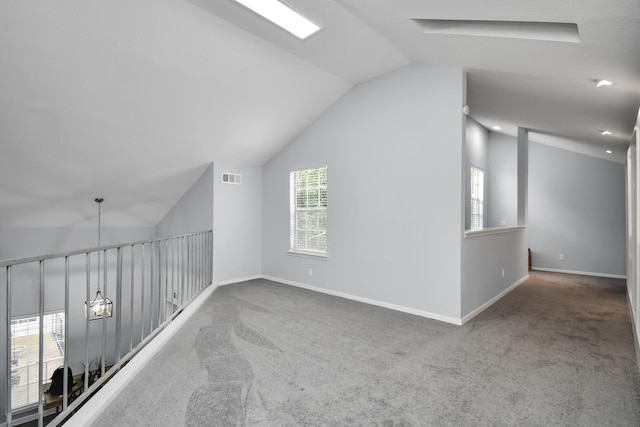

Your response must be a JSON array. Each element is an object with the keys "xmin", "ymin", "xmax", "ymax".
[{"xmin": 1, "ymin": 0, "xmax": 638, "ymax": 228}]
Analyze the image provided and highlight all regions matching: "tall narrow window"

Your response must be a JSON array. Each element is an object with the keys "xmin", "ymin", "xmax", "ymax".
[
  {"xmin": 290, "ymin": 166, "xmax": 327, "ymax": 254},
  {"xmin": 10, "ymin": 313, "xmax": 65, "ymax": 409},
  {"xmin": 470, "ymin": 166, "xmax": 484, "ymax": 230}
]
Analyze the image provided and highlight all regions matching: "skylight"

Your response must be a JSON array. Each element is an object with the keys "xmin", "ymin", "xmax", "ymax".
[{"xmin": 233, "ymin": 0, "xmax": 321, "ymax": 40}]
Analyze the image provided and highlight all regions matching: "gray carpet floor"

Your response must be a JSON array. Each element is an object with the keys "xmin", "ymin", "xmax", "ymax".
[{"xmin": 90, "ymin": 272, "xmax": 640, "ymax": 426}]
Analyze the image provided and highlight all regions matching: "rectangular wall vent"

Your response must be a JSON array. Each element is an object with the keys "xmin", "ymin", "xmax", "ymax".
[{"xmin": 222, "ymin": 172, "xmax": 242, "ymax": 184}]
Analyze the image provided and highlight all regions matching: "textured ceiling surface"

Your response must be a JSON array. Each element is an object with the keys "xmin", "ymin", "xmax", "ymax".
[{"xmin": 0, "ymin": 0, "xmax": 638, "ymax": 227}]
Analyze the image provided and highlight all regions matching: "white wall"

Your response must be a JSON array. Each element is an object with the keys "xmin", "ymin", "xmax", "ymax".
[
  {"xmin": 529, "ymin": 142, "xmax": 626, "ymax": 277},
  {"xmin": 156, "ymin": 163, "xmax": 214, "ymax": 237},
  {"xmin": 262, "ymin": 64, "xmax": 465, "ymax": 321},
  {"xmin": 213, "ymin": 163, "xmax": 262, "ymax": 285}
]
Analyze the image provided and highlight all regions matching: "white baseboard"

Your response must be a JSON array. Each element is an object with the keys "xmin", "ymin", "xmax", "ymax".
[
  {"xmin": 64, "ymin": 283, "xmax": 218, "ymax": 427},
  {"xmin": 215, "ymin": 275, "xmax": 262, "ymax": 287},
  {"xmin": 460, "ymin": 275, "xmax": 529, "ymax": 325},
  {"xmin": 262, "ymin": 275, "xmax": 463, "ymax": 326},
  {"xmin": 532, "ymin": 267, "xmax": 626, "ymax": 279}
]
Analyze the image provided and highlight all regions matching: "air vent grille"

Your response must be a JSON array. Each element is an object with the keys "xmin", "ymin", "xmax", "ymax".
[{"xmin": 222, "ymin": 172, "xmax": 242, "ymax": 184}]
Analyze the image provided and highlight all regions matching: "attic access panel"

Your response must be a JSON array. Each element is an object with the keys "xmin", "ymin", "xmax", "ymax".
[{"xmin": 412, "ymin": 19, "xmax": 580, "ymax": 43}]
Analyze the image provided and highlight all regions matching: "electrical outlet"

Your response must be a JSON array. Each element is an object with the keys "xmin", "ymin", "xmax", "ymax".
[
  {"xmin": 559, "ymin": 253, "xmax": 565, "ymax": 261},
  {"xmin": 501, "ymin": 269, "xmax": 505, "ymax": 278},
  {"xmin": 308, "ymin": 268, "xmax": 313, "ymax": 276}
]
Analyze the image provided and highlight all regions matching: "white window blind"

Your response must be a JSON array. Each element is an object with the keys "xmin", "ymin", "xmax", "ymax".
[
  {"xmin": 470, "ymin": 166, "xmax": 484, "ymax": 230},
  {"xmin": 10, "ymin": 313, "xmax": 65, "ymax": 410},
  {"xmin": 290, "ymin": 166, "xmax": 327, "ymax": 254}
]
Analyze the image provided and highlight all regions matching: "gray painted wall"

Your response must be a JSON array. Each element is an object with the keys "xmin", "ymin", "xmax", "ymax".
[
  {"xmin": 529, "ymin": 142, "xmax": 626, "ymax": 276},
  {"xmin": 465, "ymin": 120, "xmax": 519, "ymax": 230},
  {"xmin": 465, "ymin": 118, "xmax": 488, "ymax": 230},
  {"xmin": 262, "ymin": 64, "xmax": 465, "ymax": 320},
  {"xmin": 461, "ymin": 229, "xmax": 528, "ymax": 317},
  {"xmin": 156, "ymin": 163, "xmax": 214, "ymax": 237},
  {"xmin": 154, "ymin": 158, "xmax": 264, "ymax": 285},
  {"xmin": 0, "ymin": 227, "xmax": 155, "ymax": 262},
  {"xmin": 466, "ymin": 118, "xmax": 488, "ymax": 170},
  {"xmin": 461, "ymin": 124, "xmax": 528, "ymax": 320},
  {"xmin": 469, "ymin": 132, "xmax": 625, "ymax": 278},
  {"xmin": 213, "ymin": 163, "xmax": 262, "ymax": 284},
  {"xmin": 487, "ymin": 132, "xmax": 518, "ymax": 228}
]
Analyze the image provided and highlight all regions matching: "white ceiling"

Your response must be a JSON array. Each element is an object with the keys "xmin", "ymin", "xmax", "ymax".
[{"xmin": 0, "ymin": 0, "xmax": 638, "ymax": 228}]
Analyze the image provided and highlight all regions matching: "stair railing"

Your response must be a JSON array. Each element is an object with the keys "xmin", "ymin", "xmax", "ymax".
[{"xmin": 0, "ymin": 230, "xmax": 213, "ymax": 426}]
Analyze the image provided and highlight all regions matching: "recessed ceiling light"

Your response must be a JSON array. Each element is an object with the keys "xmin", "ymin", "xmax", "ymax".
[
  {"xmin": 596, "ymin": 79, "xmax": 613, "ymax": 87},
  {"xmin": 492, "ymin": 125, "xmax": 501, "ymax": 131},
  {"xmin": 232, "ymin": 0, "xmax": 321, "ymax": 40},
  {"xmin": 606, "ymin": 150, "xmax": 613, "ymax": 154},
  {"xmin": 601, "ymin": 130, "xmax": 613, "ymax": 136}
]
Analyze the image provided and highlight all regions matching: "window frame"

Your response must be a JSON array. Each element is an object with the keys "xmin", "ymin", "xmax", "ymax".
[
  {"xmin": 289, "ymin": 166, "xmax": 328, "ymax": 257},
  {"xmin": 470, "ymin": 165, "xmax": 485, "ymax": 230},
  {"xmin": 10, "ymin": 311, "xmax": 66, "ymax": 410}
]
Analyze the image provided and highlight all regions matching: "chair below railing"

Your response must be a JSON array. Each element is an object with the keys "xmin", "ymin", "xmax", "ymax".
[{"xmin": 1, "ymin": 230, "xmax": 213, "ymax": 426}]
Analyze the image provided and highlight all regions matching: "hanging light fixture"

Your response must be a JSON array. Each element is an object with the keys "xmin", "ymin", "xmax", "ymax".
[{"xmin": 85, "ymin": 197, "xmax": 113, "ymax": 320}]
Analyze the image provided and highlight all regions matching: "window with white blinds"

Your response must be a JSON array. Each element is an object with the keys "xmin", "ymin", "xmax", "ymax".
[
  {"xmin": 290, "ymin": 166, "xmax": 327, "ymax": 254},
  {"xmin": 470, "ymin": 166, "xmax": 484, "ymax": 230},
  {"xmin": 10, "ymin": 313, "xmax": 65, "ymax": 410}
]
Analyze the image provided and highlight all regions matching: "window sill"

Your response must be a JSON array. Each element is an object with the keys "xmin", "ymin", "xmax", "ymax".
[
  {"xmin": 287, "ymin": 250, "xmax": 328, "ymax": 260},
  {"xmin": 464, "ymin": 226, "xmax": 526, "ymax": 239}
]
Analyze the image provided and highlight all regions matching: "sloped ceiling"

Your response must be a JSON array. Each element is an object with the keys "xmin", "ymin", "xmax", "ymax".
[
  {"xmin": 0, "ymin": 0, "xmax": 638, "ymax": 228},
  {"xmin": 0, "ymin": 1, "xmax": 353, "ymax": 227}
]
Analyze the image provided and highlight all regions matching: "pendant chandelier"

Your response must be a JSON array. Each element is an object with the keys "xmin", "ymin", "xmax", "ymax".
[{"xmin": 85, "ymin": 197, "xmax": 113, "ymax": 320}]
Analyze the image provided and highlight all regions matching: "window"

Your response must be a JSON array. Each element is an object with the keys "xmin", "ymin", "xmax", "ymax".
[
  {"xmin": 10, "ymin": 313, "xmax": 65, "ymax": 410},
  {"xmin": 470, "ymin": 166, "xmax": 484, "ymax": 230},
  {"xmin": 290, "ymin": 166, "xmax": 327, "ymax": 254}
]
